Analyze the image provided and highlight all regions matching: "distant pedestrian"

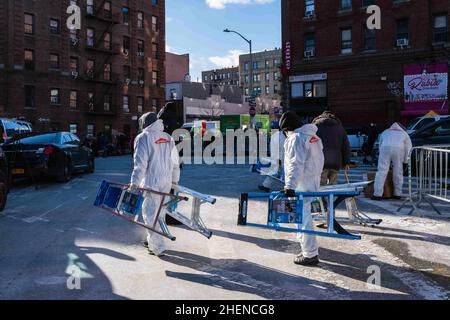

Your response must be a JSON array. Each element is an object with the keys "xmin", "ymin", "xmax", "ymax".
[
  {"xmin": 312, "ymin": 111, "xmax": 351, "ymax": 186},
  {"xmin": 363, "ymin": 123, "xmax": 379, "ymax": 165}
]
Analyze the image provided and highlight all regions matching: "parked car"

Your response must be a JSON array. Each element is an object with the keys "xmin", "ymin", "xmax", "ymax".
[
  {"xmin": 0, "ymin": 118, "xmax": 33, "ymax": 144},
  {"xmin": 0, "ymin": 146, "xmax": 9, "ymax": 212},
  {"xmin": 2, "ymin": 132, "xmax": 95, "ymax": 183},
  {"xmin": 410, "ymin": 117, "xmax": 450, "ymax": 147},
  {"xmin": 406, "ymin": 115, "xmax": 450, "ymax": 134},
  {"xmin": 344, "ymin": 126, "xmax": 368, "ymax": 153}
]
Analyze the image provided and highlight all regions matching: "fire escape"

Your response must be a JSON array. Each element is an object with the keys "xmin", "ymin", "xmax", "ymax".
[{"xmin": 84, "ymin": 0, "xmax": 120, "ymax": 116}]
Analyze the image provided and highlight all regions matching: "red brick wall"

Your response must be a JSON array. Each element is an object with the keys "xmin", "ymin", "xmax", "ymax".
[{"xmin": 165, "ymin": 52, "xmax": 189, "ymax": 83}]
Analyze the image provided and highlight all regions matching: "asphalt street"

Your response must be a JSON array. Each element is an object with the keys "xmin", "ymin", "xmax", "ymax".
[{"xmin": 0, "ymin": 156, "xmax": 449, "ymax": 300}]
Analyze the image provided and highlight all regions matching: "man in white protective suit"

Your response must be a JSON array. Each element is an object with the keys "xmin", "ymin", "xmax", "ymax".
[
  {"xmin": 372, "ymin": 123, "xmax": 412, "ymax": 201},
  {"xmin": 129, "ymin": 112, "xmax": 180, "ymax": 257},
  {"xmin": 279, "ymin": 111, "xmax": 325, "ymax": 266},
  {"xmin": 258, "ymin": 123, "xmax": 286, "ymax": 193}
]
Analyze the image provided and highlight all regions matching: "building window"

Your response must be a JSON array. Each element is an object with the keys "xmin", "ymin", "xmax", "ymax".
[
  {"xmin": 341, "ymin": 28, "xmax": 352, "ymax": 54},
  {"xmin": 304, "ymin": 32, "xmax": 316, "ymax": 55},
  {"xmin": 291, "ymin": 81, "xmax": 326, "ymax": 98},
  {"xmin": 152, "ymin": 0, "xmax": 158, "ymax": 5},
  {"xmin": 152, "ymin": 43, "xmax": 159, "ymax": 59},
  {"xmin": 254, "ymin": 87, "xmax": 262, "ymax": 95},
  {"xmin": 362, "ymin": 0, "xmax": 375, "ymax": 7},
  {"xmin": 104, "ymin": 32, "xmax": 111, "ymax": 50},
  {"xmin": 123, "ymin": 7, "xmax": 130, "ymax": 25},
  {"xmin": 69, "ymin": 91, "xmax": 78, "ymax": 109},
  {"xmin": 253, "ymin": 61, "xmax": 260, "ymax": 70},
  {"xmin": 253, "ymin": 74, "xmax": 261, "ymax": 82},
  {"xmin": 50, "ymin": 54, "xmax": 59, "ymax": 69},
  {"xmin": 274, "ymin": 84, "xmax": 279, "ymax": 94},
  {"xmin": 265, "ymin": 60, "xmax": 270, "ymax": 68},
  {"xmin": 123, "ymin": 65, "xmax": 131, "ymax": 80},
  {"xmin": 87, "ymin": 0, "xmax": 94, "ymax": 15},
  {"xmin": 265, "ymin": 86, "xmax": 270, "ymax": 95},
  {"xmin": 87, "ymin": 28, "xmax": 95, "ymax": 47},
  {"xmin": 104, "ymin": 1, "xmax": 112, "ymax": 19},
  {"xmin": 50, "ymin": 89, "xmax": 60, "ymax": 105},
  {"xmin": 123, "ymin": 96, "xmax": 130, "ymax": 113},
  {"xmin": 363, "ymin": 25, "xmax": 376, "ymax": 51},
  {"xmin": 69, "ymin": 124, "xmax": 78, "ymax": 134},
  {"xmin": 137, "ymin": 11, "xmax": 144, "ymax": 28},
  {"xmin": 24, "ymin": 14, "xmax": 34, "ymax": 34},
  {"xmin": 138, "ymin": 40, "xmax": 145, "ymax": 57},
  {"xmin": 24, "ymin": 49, "xmax": 35, "ymax": 70},
  {"xmin": 152, "ymin": 16, "xmax": 158, "ymax": 32},
  {"xmin": 70, "ymin": 57, "xmax": 78, "ymax": 73},
  {"xmin": 341, "ymin": 0, "xmax": 352, "ymax": 10},
  {"xmin": 152, "ymin": 71, "xmax": 158, "ymax": 85},
  {"xmin": 305, "ymin": 0, "xmax": 315, "ymax": 15},
  {"xmin": 138, "ymin": 68, "xmax": 145, "ymax": 84},
  {"xmin": 87, "ymin": 124, "xmax": 95, "ymax": 138},
  {"xmin": 25, "ymin": 86, "xmax": 35, "ymax": 109},
  {"xmin": 265, "ymin": 73, "xmax": 270, "ymax": 81},
  {"xmin": 103, "ymin": 63, "xmax": 111, "ymax": 81},
  {"xmin": 104, "ymin": 95, "xmax": 111, "ymax": 111},
  {"xmin": 274, "ymin": 72, "xmax": 279, "ymax": 81},
  {"xmin": 152, "ymin": 98, "xmax": 159, "ymax": 111},
  {"xmin": 49, "ymin": 19, "xmax": 60, "ymax": 35},
  {"xmin": 137, "ymin": 97, "xmax": 144, "ymax": 113},
  {"xmin": 88, "ymin": 92, "xmax": 95, "ymax": 110},
  {"xmin": 86, "ymin": 59, "xmax": 95, "ymax": 78},
  {"xmin": 244, "ymin": 63, "xmax": 249, "ymax": 71},
  {"xmin": 104, "ymin": 124, "xmax": 111, "ymax": 134},
  {"xmin": 396, "ymin": 19, "xmax": 409, "ymax": 42},
  {"xmin": 123, "ymin": 36, "xmax": 131, "ymax": 54},
  {"xmin": 434, "ymin": 15, "xmax": 448, "ymax": 43}
]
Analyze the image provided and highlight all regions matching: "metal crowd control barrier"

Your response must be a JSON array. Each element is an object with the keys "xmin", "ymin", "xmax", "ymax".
[
  {"xmin": 399, "ymin": 145, "xmax": 450, "ymax": 215},
  {"xmin": 94, "ymin": 181, "xmax": 215, "ymax": 241},
  {"xmin": 238, "ymin": 189, "xmax": 364, "ymax": 240}
]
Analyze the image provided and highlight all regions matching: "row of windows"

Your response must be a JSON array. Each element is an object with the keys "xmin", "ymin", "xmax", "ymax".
[
  {"xmin": 24, "ymin": 86, "xmax": 159, "ymax": 114},
  {"xmin": 23, "ymin": 50, "xmax": 159, "ymax": 85},
  {"xmin": 243, "ymin": 59, "xmax": 280, "ymax": 71},
  {"xmin": 243, "ymin": 72, "xmax": 280, "ymax": 83},
  {"xmin": 301, "ymin": 14, "xmax": 448, "ymax": 57},
  {"xmin": 204, "ymin": 73, "xmax": 238, "ymax": 81},
  {"xmin": 244, "ymin": 84, "xmax": 279, "ymax": 96},
  {"xmin": 24, "ymin": 8, "xmax": 159, "ymax": 37},
  {"xmin": 303, "ymin": 0, "xmax": 404, "ymax": 16}
]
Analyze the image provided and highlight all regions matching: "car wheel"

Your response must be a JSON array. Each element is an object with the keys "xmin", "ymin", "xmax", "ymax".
[
  {"xmin": 86, "ymin": 157, "xmax": 95, "ymax": 174},
  {"xmin": 57, "ymin": 158, "xmax": 72, "ymax": 183},
  {"xmin": 0, "ymin": 171, "xmax": 8, "ymax": 212}
]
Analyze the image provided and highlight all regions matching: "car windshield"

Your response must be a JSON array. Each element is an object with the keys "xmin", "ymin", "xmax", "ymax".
[{"xmin": 18, "ymin": 133, "xmax": 60, "ymax": 144}]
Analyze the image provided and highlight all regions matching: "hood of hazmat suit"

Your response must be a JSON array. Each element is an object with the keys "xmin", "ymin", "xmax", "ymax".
[{"xmin": 284, "ymin": 124, "xmax": 325, "ymax": 192}]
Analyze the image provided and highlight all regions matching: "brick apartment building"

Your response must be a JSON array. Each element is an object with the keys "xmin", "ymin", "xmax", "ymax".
[
  {"xmin": 281, "ymin": 0, "xmax": 450, "ymax": 125},
  {"xmin": 240, "ymin": 48, "xmax": 282, "ymax": 100},
  {"xmin": 202, "ymin": 66, "xmax": 240, "ymax": 86},
  {"xmin": 0, "ymin": 0, "xmax": 165, "ymax": 139}
]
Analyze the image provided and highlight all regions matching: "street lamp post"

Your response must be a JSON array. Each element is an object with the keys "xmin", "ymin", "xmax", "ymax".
[{"xmin": 224, "ymin": 28, "xmax": 253, "ymax": 98}]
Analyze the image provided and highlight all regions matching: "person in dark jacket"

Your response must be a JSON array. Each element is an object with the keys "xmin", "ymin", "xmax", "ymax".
[{"xmin": 312, "ymin": 111, "xmax": 351, "ymax": 185}]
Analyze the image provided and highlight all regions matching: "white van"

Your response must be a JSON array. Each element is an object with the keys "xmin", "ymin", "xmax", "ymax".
[
  {"xmin": 0, "ymin": 118, "xmax": 33, "ymax": 144},
  {"xmin": 406, "ymin": 115, "xmax": 450, "ymax": 134}
]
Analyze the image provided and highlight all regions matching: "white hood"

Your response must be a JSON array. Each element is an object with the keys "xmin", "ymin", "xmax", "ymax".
[
  {"xmin": 298, "ymin": 124, "xmax": 319, "ymax": 136},
  {"xmin": 143, "ymin": 119, "xmax": 164, "ymax": 133},
  {"xmin": 390, "ymin": 122, "xmax": 405, "ymax": 132}
]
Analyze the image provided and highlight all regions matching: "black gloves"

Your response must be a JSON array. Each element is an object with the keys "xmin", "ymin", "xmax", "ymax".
[{"xmin": 282, "ymin": 189, "xmax": 296, "ymax": 198}]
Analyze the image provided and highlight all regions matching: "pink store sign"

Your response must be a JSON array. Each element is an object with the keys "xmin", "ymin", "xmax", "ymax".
[{"xmin": 403, "ymin": 62, "xmax": 449, "ymax": 116}]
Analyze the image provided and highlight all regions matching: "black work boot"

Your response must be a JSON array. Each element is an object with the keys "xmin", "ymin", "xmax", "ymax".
[
  {"xmin": 371, "ymin": 196, "xmax": 383, "ymax": 201},
  {"xmin": 294, "ymin": 255, "xmax": 320, "ymax": 266}
]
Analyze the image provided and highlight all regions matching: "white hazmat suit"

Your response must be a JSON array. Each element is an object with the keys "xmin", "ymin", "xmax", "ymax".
[
  {"xmin": 284, "ymin": 124, "xmax": 325, "ymax": 259},
  {"xmin": 262, "ymin": 130, "xmax": 286, "ymax": 189},
  {"xmin": 130, "ymin": 117, "xmax": 180, "ymax": 256},
  {"xmin": 374, "ymin": 123, "xmax": 412, "ymax": 198}
]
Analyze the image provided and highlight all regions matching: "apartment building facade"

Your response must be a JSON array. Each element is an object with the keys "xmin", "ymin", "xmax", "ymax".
[
  {"xmin": 166, "ymin": 52, "xmax": 189, "ymax": 83},
  {"xmin": 0, "ymin": 0, "xmax": 165, "ymax": 138},
  {"xmin": 202, "ymin": 66, "xmax": 240, "ymax": 86},
  {"xmin": 239, "ymin": 48, "xmax": 282, "ymax": 100},
  {"xmin": 281, "ymin": 0, "xmax": 450, "ymax": 125}
]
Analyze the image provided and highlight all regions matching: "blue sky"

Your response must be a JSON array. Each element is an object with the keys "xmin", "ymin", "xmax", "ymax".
[{"xmin": 166, "ymin": 0, "xmax": 281, "ymax": 82}]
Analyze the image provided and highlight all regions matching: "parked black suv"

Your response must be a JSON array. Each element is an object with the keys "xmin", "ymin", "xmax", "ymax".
[{"xmin": 410, "ymin": 117, "xmax": 450, "ymax": 146}]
